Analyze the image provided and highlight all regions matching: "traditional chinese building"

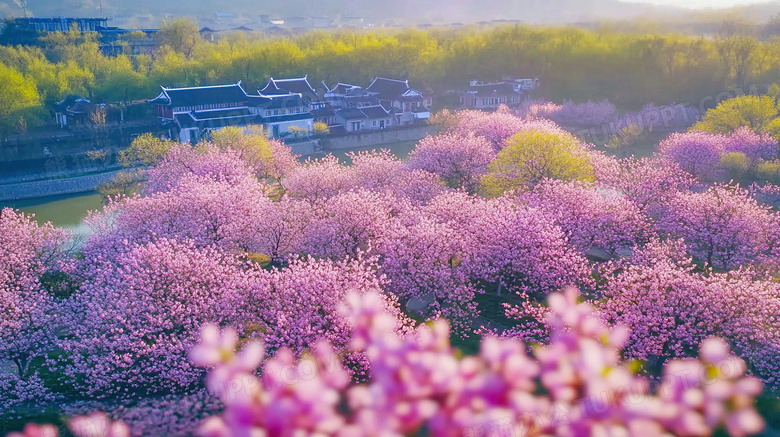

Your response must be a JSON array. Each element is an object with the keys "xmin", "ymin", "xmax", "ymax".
[
  {"xmin": 458, "ymin": 81, "xmax": 523, "ymax": 110},
  {"xmin": 150, "ymin": 82, "xmax": 314, "ymax": 142},
  {"xmin": 365, "ymin": 77, "xmax": 431, "ymax": 126}
]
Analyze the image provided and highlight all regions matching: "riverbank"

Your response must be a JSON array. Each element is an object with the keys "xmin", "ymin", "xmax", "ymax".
[
  {"xmin": 0, "ymin": 170, "xmax": 124, "ymax": 202},
  {"xmin": 0, "ymin": 126, "xmax": 436, "ymax": 203}
]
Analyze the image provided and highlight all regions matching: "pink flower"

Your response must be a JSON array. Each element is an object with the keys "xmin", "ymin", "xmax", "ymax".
[
  {"xmin": 69, "ymin": 413, "xmax": 129, "ymax": 437},
  {"xmin": 7, "ymin": 424, "xmax": 58, "ymax": 437}
]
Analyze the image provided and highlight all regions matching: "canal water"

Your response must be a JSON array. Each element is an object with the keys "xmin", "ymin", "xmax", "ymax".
[
  {"xmin": 0, "ymin": 141, "xmax": 420, "ymax": 229},
  {"xmin": 0, "ymin": 192, "xmax": 104, "ymax": 234}
]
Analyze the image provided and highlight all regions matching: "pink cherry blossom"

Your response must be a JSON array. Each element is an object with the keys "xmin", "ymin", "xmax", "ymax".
[
  {"xmin": 180, "ymin": 288, "xmax": 765, "ymax": 437},
  {"xmin": 59, "ymin": 238, "xmax": 259, "ymax": 397},
  {"xmin": 85, "ymin": 174, "xmax": 269, "ymax": 254},
  {"xmin": 596, "ymin": 155, "xmax": 697, "ymax": 218},
  {"xmin": 69, "ymin": 413, "xmax": 130, "ymax": 437},
  {"xmin": 658, "ymin": 184, "xmax": 779, "ymax": 269},
  {"xmin": 6, "ymin": 424, "xmax": 58, "ymax": 437},
  {"xmin": 517, "ymin": 179, "xmax": 654, "ymax": 255},
  {"xmin": 144, "ymin": 143, "xmax": 259, "ymax": 195},
  {"xmin": 0, "ymin": 208, "xmax": 69, "ymax": 406},
  {"xmin": 407, "ymin": 133, "xmax": 496, "ymax": 192}
]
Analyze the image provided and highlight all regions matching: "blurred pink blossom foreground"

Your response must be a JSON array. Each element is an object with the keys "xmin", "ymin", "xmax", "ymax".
[{"xmin": 9, "ymin": 289, "xmax": 764, "ymax": 437}]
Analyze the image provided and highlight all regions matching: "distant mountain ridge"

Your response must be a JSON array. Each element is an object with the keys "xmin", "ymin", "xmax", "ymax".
[{"xmin": 1, "ymin": 0, "xmax": 779, "ymax": 28}]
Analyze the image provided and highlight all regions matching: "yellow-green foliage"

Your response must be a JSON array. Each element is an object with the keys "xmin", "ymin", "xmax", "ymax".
[
  {"xmin": 0, "ymin": 62, "xmax": 42, "ymax": 130},
  {"xmin": 288, "ymin": 125, "xmax": 308, "ymax": 138},
  {"xmin": 480, "ymin": 129, "xmax": 595, "ymax": 197},
  {"xmin": 119, "ymin": 132, "xmax": 173, "ymax": 166},
  {"xmin": 208, "ymin": 125, "xmax": 273, "ymax": 168},
  {"xmin": 243, "ymin": 252, "xmax": 272, "ymax": 267},
  {"xmin": 97, "ymin": 169, "xmax": 144, "ymax": 202},
  {"xmin": 693, "ymin": 95, "xmax": 780, "ymax": 140},
  {"xmin": 720, "ymin": 152, "xmax": 749, "ymax": 179},
  {"xmin": 757, "ymin": 159, "xmax": 780, "ymax": 184},
  {"xmin": 6, "ymin": 22, "xmax": 780, "ymax": 125},
  {"xmin": 313, "ymin": 122, "xmax": 330, "ymax": 135}
]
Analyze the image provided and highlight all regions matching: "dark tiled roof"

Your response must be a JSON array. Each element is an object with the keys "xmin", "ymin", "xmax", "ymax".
[
  {"xmin": 327, "ymin": 83, "xmax": 361, "ymax": 94},
  {"xmin": 260, "ymin": 94, "xmax": 307, "ymax": 110},
  {"xmin": 246, "ymin": 95, "xmax": 273, "ymax": 107},
  {"xmin": 258, "ymin": 81, "xmax": 285, "ymax": 96},
  {"xmin": 192, "ymin": 107, "xmax": 254, "ymax": 120},
  {"xmin": 466, "ymin": 82, "xmax": 519, "ymax": 97},
  {"xmin": 366, "ymin": 77, "xmax": 410, "ymax": 99},
  {"xmin": 176, "ymin": 108, "xmax": 260, "ymax": 129},
  {"xmin": 150, "ymin": 83, "xmax": 248, "ymax": 108},
  {"xmin": 311, "ymin": 107, "xmax": 335, "ymax": 117},
  {"xmin": 262, "ymin": 113, "xmax": 314, "ymax": 123},
  {"xmin": 399, "ymin": 94, "xmax": 425, "ymax": 103},
  {"xmin": 54, "ymin": 94, "xmax": 86, "ymax": 111},
  {"xmin": 260, "ymin": 77, "xmax": 317, "ymax": 97},
  {"xmin": 360, "ymin": 105, "xmax": 391, "ymax": 119},
  {"xmin": 336, "ymin": 108, "xmax": 367, "ymax": 120},
  {"xmin": 343, "ymin": 94, "xmax": 379, "ymax": 107},
  {"xmin": 175, "ymin": 112, "xmax": 197, "ymax": 128},
  {"xmin": 67, "ymin": 100, "xmax": 94, "ymax": 115}
]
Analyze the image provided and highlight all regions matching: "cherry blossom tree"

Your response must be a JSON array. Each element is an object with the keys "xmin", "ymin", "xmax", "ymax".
[
  {"xmin": 86, "ymin": 174, "xmax": 269, "ymax": 255},
  {"xmin": 722, "ymin": 126, "xmax": 777, "ymax": 163},
  {"xmin": 348, "ymin": 149, "xmax": 404, "ymax": 191},
  {"xmin": 598, "ymin": 240, "xmax": 780, "ymax": 387},
  {"xmin": 407, "ymin": 133, "xmax": 495, "ymax": 192},
  {"xmin": 59, "ymin": 238, "xmax": 258, "ymax": 397},
  {"xmin": 518, "ymin": 99, "xmax": 617, "ymax": 127},
  {"xmin": 596, "ymin": 155, "xmax": 696, "ymax": 218},
  {"xmin": 449, "ymin": 106, "xmax": 563, "ymax": 150},
  {"xmin": 377, "ymin": 215, "xmax": 479, "ymax": 333},
  {"xmin": 658, "ymin": 131, "xmax": 725, "ymax": 181},
  {"xmin": 143, "ymin": 143, "xmax": 258, "ymax": 195},
  {"xmin": 246, "ymin": 255, "xmax": 411, "ymax": 358},
  {"xmin": 658, "ymin": 185, "xmax": 780, "ymax": 269},
  {"xmin": 518, "ymin": 179, "xmax": 654, "ymax": 255},
  {"xmin": 0, "ymin": 209, "xmax": 71, "ymax": 409},
  {"xmin": 298, "ymin": 188, "xmax": 398, "ymax": 259},
  {"xmin": 260, "ymin": 139, "xmax": 300, "ymax": 185},
  {"xmin": 0, "ymin": 208, "xmax": 69, "ymax": 379},
  {"xmin": 246, "ymin": 196, "xmax": 312, "ymax": 263},
  {"xmin": 387, "ymin": 168, "xmax": 446, "ymax": 206},
  {"xmin": 284, "ymin": 155, "xmax": 357, "ymax": 200},
  {"xmin": 467, "ymin": 197, "xmax": 591, "ymax": 296}
]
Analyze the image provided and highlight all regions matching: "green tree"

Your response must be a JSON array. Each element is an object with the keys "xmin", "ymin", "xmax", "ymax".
[
  {"xmin": 313, "ymin": 122, "xmax": 330, "ymax": 136},
  {"xmin": 693, "ymin": 95, "xmax": 780, "ymax": 139},
  {"xmin": 0, "ymin": 63, "xmax": 40, "ymax": 139},
  {"xmin": 720, "ymin": 152, "xmax": 749, "ymax": 180},
  {"xmin": 157, "ymin": 18, "xmax": 201, "ymax": 58},
  {"xmin": 97, "ymin": 170, "xmax": 143, "ymax": 203},
  {"xmin": 119, "ymin": 132, "xmax": 173, "ymax": 166},
  {"xmin": 287, "ymin": 125, "xmax": 308, "ymax": 139},
  {"xmin": 208, "ymin": 125, "xmax": 272, "ymax": 170},
  {"xmin": 480, "ymin": 129, "xmax": 595, "ymax": 197}
]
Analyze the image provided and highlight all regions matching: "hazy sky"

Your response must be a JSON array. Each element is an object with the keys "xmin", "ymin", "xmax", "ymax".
[{"xmin": 625, "ymin": 0, "xmax": 771, "ymax": 8}]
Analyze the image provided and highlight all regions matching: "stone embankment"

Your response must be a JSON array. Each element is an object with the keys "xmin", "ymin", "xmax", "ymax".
[
  {"xmin": 0, "ymin": 170, "xmax": 124, "ymax": 202},
  {"xmin": 0, "ymin": 126, "xmax": 435, "ymax": 202}
]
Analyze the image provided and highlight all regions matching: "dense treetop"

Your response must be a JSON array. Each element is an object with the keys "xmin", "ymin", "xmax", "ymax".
[{"xmin": 3, "ymin": 22, "xmax": 780, "ymax": 132}]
